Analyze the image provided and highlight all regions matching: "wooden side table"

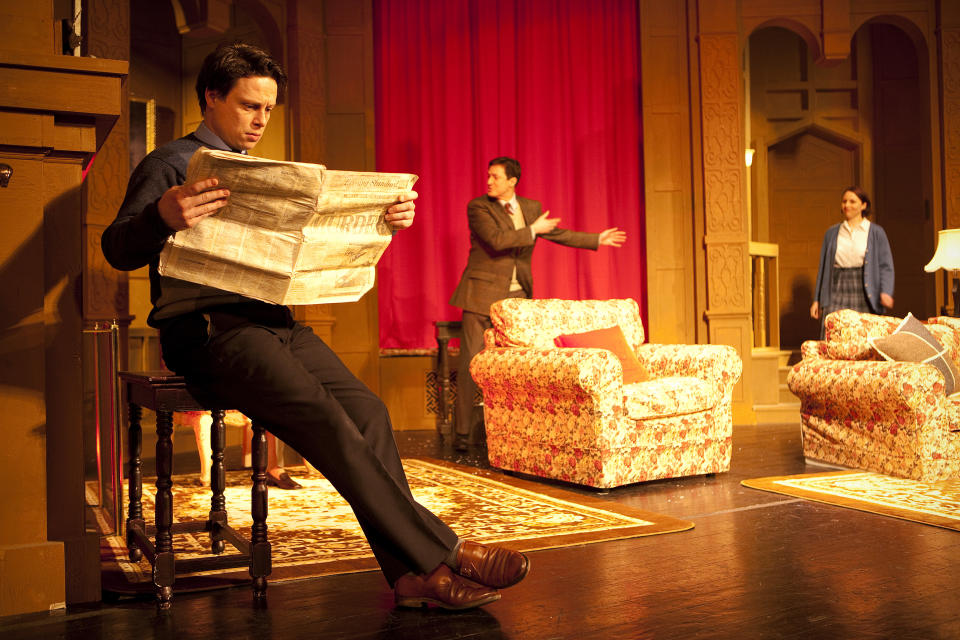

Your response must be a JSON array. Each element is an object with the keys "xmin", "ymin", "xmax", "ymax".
[{"xmin": 434, "ymin": 321, "xmax": 462, "ymax": 438}]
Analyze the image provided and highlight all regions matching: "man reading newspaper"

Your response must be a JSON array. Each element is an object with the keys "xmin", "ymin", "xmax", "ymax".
[{"xmin": 101, "ymin": 42, "xmax": 528, "ymax": 610}]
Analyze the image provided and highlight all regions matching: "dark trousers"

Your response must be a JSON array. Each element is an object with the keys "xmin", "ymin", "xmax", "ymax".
[
  {"xmin": 455, "ymin": 290, "xmax": 527, "ymax": 443},
  {"xmin": 159, "ymin": 307, "xmax": 458, "ymax": 585},
  {"xmin": 455, "ymin": 310, "xmax": 491, "ymax": 443}
]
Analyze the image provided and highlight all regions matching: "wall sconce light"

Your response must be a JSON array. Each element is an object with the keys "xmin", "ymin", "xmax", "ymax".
[
  {"xmin": 745, "ymin": 149, "xmax": 755, "ymax": 167},
  {"xmin": 924, "ymin": 229, "xmax": 960, "ymax": 316}
]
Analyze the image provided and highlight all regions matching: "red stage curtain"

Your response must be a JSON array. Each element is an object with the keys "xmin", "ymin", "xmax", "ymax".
[{"xmin": 374, "ymin": 0, "xmax": 645, "ymax": 350}]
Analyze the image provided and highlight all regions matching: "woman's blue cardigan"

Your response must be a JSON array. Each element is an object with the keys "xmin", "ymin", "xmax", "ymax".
[{"xmin": 813, "ymin": 221, "xmax": 895, "ymax": 314}]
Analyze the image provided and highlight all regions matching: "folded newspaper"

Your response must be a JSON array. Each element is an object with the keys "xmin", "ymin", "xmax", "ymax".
[{"xmin": 158, "ymin": 148, "xmax": 417, "ymax": 305}]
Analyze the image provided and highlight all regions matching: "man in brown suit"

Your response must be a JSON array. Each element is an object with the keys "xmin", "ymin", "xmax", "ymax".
[{"xmin": 449, "ymin": 156, "xmax": 626, "ymax": 451}]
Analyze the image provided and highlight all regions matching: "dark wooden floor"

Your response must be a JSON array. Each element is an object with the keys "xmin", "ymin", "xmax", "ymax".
[{"xmin": 3, "ymin": 422, "xmax": 959, "ymax": 639}]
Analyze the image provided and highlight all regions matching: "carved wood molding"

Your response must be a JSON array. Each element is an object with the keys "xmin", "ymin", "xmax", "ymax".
[{"xmin": 699, "ymin": 32, "xmax": 748, "ymax": 314}]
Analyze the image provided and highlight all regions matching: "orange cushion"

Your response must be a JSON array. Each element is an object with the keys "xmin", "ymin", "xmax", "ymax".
[{"xmin": 554, "ymin": 325, "xmax": 648, "ymax": 383}]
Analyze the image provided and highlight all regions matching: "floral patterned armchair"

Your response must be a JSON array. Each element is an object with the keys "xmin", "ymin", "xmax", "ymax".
[
  {"xmin": 469, "ymin": 298, "xmax": 742, "ymax": 488},
  {"xmin": 787, "ymin": 309, "xmax": 960, "ymax": 482}
]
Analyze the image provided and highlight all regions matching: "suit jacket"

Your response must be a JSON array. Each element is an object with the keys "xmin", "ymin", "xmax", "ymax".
[{"xmin": 449, "ymin": 194, "xmax": 599, "ymax": 315}]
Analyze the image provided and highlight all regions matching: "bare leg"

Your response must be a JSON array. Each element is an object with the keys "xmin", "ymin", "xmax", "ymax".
[{"xmin": 190, "ymin": 412, "xmax": 213, "ymax": 486}]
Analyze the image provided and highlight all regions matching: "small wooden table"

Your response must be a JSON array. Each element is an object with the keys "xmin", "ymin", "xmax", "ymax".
[{"xmin": 120, "ymin": 371, "xmax": 271, "ymax": 609}]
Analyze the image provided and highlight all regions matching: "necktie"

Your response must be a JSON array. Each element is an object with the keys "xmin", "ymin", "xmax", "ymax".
[{"xmin": 504, "ymin": 202, "xmax": 523, "ymax": 229}]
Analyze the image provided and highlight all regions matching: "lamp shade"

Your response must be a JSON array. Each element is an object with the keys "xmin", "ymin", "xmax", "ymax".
[{"xmin": 924, "ymin": 229, "xmax": 960, "ymax": 272}]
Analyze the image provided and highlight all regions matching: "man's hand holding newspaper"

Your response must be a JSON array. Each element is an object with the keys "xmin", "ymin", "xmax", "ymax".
[{"xmin": 158, "ymin": 148, "xmax": 418, "ymax": 305}]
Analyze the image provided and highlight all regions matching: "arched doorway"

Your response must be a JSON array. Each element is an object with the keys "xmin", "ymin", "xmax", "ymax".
[
  {"xmin": 767, "ymin": 128, "xmax": 859, "ymax": 345},
  {"xmin": 749, "ymin": 22, "xmax": 933, "ymax": 349}
]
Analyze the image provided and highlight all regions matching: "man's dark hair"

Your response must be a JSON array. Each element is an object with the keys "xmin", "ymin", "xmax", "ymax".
[
  {"xmin": 195, "ymin": 42, "xmax": 287, "ymax": 114},
  {"xmin": 489, "ymin": 156, "xmax": 521, "ymax": 182}
]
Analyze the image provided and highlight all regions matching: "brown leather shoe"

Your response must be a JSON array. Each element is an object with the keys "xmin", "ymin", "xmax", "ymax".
[
  {"xmin": 394, "ymin": 564, "xmax": 500, "ymax": 610},
  {"xmin": 266, "ymin": 471, "xmax": 302, "ymax": 490},
  {"xmin": 456, "ymin": 541, "xmax": 529, "ymax": 588}
]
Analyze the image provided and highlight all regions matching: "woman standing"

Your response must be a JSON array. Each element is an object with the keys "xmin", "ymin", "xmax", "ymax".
[{"xmin": 810, "ymin": 187, "xmax": 895, "ymax": 333}]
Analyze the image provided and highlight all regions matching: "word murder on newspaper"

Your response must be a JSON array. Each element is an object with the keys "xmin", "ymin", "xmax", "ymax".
[{"xmin": 158, "ymin": 148, "xmax": 418, "ymax": 305}]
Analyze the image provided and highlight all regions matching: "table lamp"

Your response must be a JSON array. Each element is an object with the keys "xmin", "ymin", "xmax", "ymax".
[{"xmin": 924, "ymin": 229, "xmax": 960, "ymax": 316}]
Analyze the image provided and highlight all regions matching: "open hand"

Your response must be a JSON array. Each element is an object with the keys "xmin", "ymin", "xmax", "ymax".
[
  {"xmin": 386, "ymin": 191, "xmax": 417, "ymax": 231},
  {"xmin": 598, "ymin": 227, "xmax": 626, "ymax": 247},
  {"xmin": 531, "ymin": 210, "xmax": 560, "ymax": 235},
  {"xmin": 157, "ymin": 177, "xmax": 229, "ymax": 231}
]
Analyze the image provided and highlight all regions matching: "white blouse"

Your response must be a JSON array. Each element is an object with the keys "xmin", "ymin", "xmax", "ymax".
[{"xmin": 834, "ymin": 218, "xmax": 870, "ymax": 268}]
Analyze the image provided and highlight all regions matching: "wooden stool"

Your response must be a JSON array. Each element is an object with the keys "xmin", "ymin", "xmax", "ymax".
[{"xmin": 120, "ymin": 371, "xmax": 271, "ymax": 609}]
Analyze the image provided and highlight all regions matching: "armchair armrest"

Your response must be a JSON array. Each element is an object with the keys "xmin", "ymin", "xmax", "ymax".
[
  {"xmin": 633, "ymin": 343, "xmax": 742, "ymax": 397},
  {"xmin": 800, "ymin": 340, "xmax": 826, "ymax": 360},
  {"xmin": 470, "ymin": 347, "xmax": 625, "ymax": 414},
  {"xmin": 799, "ymin": 339, "xmax": 881, "ymax": 362}
]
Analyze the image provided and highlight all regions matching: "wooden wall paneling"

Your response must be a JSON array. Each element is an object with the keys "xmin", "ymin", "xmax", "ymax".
[
  {"xmin": 43, "ymin": 155, "xmax": 101, "ymax": 606},
  {"xmin": 287, "ymin": 1, "xmax": 336, "ymax": 346},
  {"xmin": 0, "ymin": 28, "xmax": 126, "ymax": 612},
  {"xmin": 940, "ymin": 3, "xmax": 960, "ymax": 313},
  {"xmin": 0, "ymin": 3, "xmax": 55, "ymax": 54},
  {"xmin": 0, "ymin": 151, "xmax": 67, "ymax": 616},
  {"xmin": 83, "ymin": 0, "xmax": 130, "ymax": 326},
  {"xmin": 377, "ymin": 355, "xmax": 436, "ymax": 432},
  {"xmin": 640, "ymin": 0, "xmax": 696, "ymax": 344},
  {"xmin": 316, "ymin": 0, "xmax": 381, "ymax": 395},
  {"xmin": 288, "ymin": 0, "xmax": 327, "ymax": 164},
  {"xmin": 741, "ymin": 0, "xmax": 820, "ymax": 44},
  {"xmin": 870, "ymin": 23, "xmax": 934, "ymax": 318},
  {"xmin": 697, "ymin": 0, "xmax": 754, "ymax": 422},
  {"xmin": 820, "ymin": 0, "xmax": 851, "ymax": 62},
  {"xmin": 76, "ymin": 0, "xmax": 130, "ymax": 607}
]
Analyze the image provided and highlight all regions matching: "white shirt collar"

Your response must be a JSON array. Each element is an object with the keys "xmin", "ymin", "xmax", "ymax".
[{"xmin": 842, "ymin": 217, "xmax": 869, "ymax": 233}]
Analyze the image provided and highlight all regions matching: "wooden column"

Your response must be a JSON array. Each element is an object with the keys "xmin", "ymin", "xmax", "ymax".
[
  {"xmin": 696, "ymin": 0, "xmax": 754, "ymax": 422},
  {"xmin": 288, "ymin": 0, "xmax": 378, "ymax": 391},
  {"xmin": 288, "ymin": 0, "xmax": 337, "ymax": 346}
]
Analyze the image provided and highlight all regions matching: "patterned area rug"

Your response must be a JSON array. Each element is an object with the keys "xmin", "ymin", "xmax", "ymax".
[
  {"xmin": 102, "ymin": 458, "xmax": 692, "ymax": 595},
  {"xmin": 743, "ymin": 471, "xmax": 960, "ymax": 531}
]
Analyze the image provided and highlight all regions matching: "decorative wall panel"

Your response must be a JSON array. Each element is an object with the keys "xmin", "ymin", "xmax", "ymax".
[{"xmin": 83, "ymin": 0, "xmax": 130, "ymax": 322}]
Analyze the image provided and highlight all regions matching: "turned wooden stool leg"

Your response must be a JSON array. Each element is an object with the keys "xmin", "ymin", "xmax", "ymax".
[
  {"xmin": 208, "ymin": 409, "xmax": 227, "ymax": 554},
  {"xmin": 249, "ymin": 420, "xmax": 271, "ymax": 600},
  {"xmin": 153, "ymin": 408, "xmax": 175, "ymax": 609},
  {"xmin": 126, "ymin": 403, "xmax": 144, "ymax": 562},
  {"xmin": 437, "ymin": 333, "xmax": 452, "ymax": 439}
]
